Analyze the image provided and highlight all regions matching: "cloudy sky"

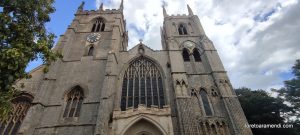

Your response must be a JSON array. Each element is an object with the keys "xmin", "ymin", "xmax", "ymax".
[{"xmin": 27, "ymin": 0, "xmax": 300, "ymax": 90}]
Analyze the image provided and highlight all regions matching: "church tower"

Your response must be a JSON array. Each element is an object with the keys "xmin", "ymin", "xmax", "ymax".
[
  {"xmin": 161, "ymin": 5, "xmax": 253, "ymax": 135},
  {"xmin": 2, "ymin": 1, "xmax": 252, "ymax": 135}
]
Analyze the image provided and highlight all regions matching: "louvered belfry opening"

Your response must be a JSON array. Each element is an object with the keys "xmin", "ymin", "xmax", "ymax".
[
  {"xmin": 91, "ymin": 17, "xmax": 105, "ymax": 32},
  {"xmin": 121, "ymin": 57, "xmax": 165, "ymax": 111}
]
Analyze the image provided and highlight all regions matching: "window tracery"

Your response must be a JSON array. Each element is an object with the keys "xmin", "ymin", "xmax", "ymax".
[
  {"xmin": 0, "ymin": 93, "xmax": 33, "ymax": 135},
  {"xmin": 91, "ymin": 17, "xmax": 105, "ymax": 32},
  {"xmin": 178, "ymin": 23, "xmax": 188, "ymax": 35},
  {"xmin": 120, "ymin": 57, "xmax": 165, "ymax": 111},
  {"xmin": 63, "ymin": 86, "xmax": 84, "ymax": 118}
]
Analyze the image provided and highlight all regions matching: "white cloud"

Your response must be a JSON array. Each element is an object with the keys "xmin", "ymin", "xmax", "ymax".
[{"xmin": 95, "ymin": 0, "xmax": 300, "ymax": 90}]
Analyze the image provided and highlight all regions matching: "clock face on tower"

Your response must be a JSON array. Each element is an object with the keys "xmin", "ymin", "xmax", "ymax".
[{"xmin": 87, "ymin": 33, "xmax": 101, "ymax": 43}]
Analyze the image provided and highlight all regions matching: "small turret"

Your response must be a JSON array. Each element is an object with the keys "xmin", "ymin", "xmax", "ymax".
[
  {"xmin": 119, "ymin": 0, "xmax": 124, "ymax": 11},
  {"xmin": 163, "ymin": 6, "xmax": 168, "ymax": 18},
  {"xmin": 187, "ymin": 4, "xmax": 194, "ymax": 15},
  {"xmin": 99, "ymin": 3, "xmax": 104, "ymax": 11},
  {"xmin": 77, "ymin": 1, "xmax": 85, "ymax": 13}
]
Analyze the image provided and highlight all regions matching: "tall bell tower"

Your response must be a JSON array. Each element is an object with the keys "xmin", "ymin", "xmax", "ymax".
[{"xmin": 161, "ymin": 5, "xmax": 253, "ymax": 135}]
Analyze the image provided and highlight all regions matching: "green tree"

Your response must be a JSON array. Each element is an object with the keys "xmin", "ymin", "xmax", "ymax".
[
  {"xmin": 236, "ymin": 87, "xmax": 295, "ymax": 135},
  {"xmin": 277, "ymin": 59, "xmax": 300, "ymax": 120},
  {"xmin": 0, "ymin": 0, "xmax": 60, "ymax": 118}
]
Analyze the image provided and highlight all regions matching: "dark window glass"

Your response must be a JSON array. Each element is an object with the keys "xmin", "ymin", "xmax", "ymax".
[
  {"xmin": 200, "ymin": 90, "xmax": 213, "ymax": 116},
  {"xmin": 10, "ymin": 121, "xmax": 21, "ymax": 135},
  {"xmin": 63, "ymin": 99, "xmax": 71, "ymax": 117},
  {"xmin": 91, "ymin": 18, "xmax": 105, "ymax": 32},
  {"xmin": 178, "ymin": 24, "xmax": 188, "ymax": 35},
  {"xmin": 4, "ymin": 122, "xmax": 14, "ymax": 135},
  {"xmin": 193, "ymin": 49, "xmax": 202, "ymax": 62},
  {"xmin": 121, "ymin": 76, "xmax": 127, "ymax": 111},
  {"xmin": 91, "ymin": 24, "xmax": 96, "ymax": 32},
  {"xmin": 140, "ymin": 78, "xmax": 146, "ymax": 104},
  {"xmin": 134, "ymin": 78, "xmax": 139, "ymax": 108},
  {"xmin": 146, "ymin": 77, "xmax": 152, "ymax": 107},
  {"xmin": 182, "ymin": 48, "xmax": 190, "ymax": 61},
  {"xmin": 75, "ymin": 98, "xmax": 83, "ymax": 117},
  {"xmin": 128, "ymin": 79, "xmax": 133, "ymax": 107},
  {"xmin": 158, "ymin": 77, "xmax": 165, "ymax": 108},
  {"xmin": 152, "ymin": 78, "xmax": 158, "ymax": 106},
  {"xmin": 88, "ymin": 46, "xmax": 94, "ymax": 56}
]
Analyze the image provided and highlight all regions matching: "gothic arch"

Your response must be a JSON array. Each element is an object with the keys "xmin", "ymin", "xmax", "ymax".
[
  {"xmin": 120, "ymin": 115, "xmax": 168, "ymax": 135},
  {"xmin": 119, "ymin": 56, "xmax": 166, "ymax": 110},
  {"xmin": 62, "ymin": 86, "xmax": 84, "ymax": 118},
  {"xmin": 179, "ymin": 40, "xmax": 197, "ymax": 49},
  {"xmin": 177, "ymin": 23, "xmax": 188, "ymax": 35},
  {"xmin": 0, "ymin": 92, "xmax": 34, "ymax": 135},
  {"xmin": 90, "ymin": 17, "xmax": 106, "ymax": 32},
  {"xmin": 119, "ymin": 55, "xmax": 166, "ymax": 79},
  {"xmin": 62, "ymin": 84, "xmax": 88, "ymax": 99},
  {"xmin": 86, "ymin": 44, "xmax": 94, "ymax": 56},
  {"xmin": 90, "ymin": 16, "xmax": 107, "ymax": 23},
  {"xmin": 199, "ymin": 88, "xmax": 214, "ymax": 116}
]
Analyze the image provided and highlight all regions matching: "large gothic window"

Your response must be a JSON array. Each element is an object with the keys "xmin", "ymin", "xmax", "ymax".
[
  {"xmin": 63, "ymin": 86, "xmax": 84, "ymax": 118},
  {"xmin": 91, "ymin": 17, "xmax": 105, "ymax": 32},
  {"xmin": 193, "ymin": 49, "xmax": 202, "ymax": 62},
  {"xmin": 178, "ymin": 23, "xmax": 188, "ymax": 35},
  {"xmin": 200, "ymin": 89, "xmax": 213, "ymax": 116},
  {"xmin": 120, "ymin": 57, "xmax": 165, "ymax": 111},
  {"xmin": 0, "ymin": 93, "xmax": 33, "ymax": 135},
  {"xmin": 182, "ymin": 48, "xmax": 190, "ymax": 62}
]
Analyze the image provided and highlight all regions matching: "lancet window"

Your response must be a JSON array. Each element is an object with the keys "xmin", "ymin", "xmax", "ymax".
[
  {"xmin": 178, "ymin": 23, "xmax": 188, "ymax": 35},
  {"xmin": 91, "ymin": 17, "xmax": 105, "ymax": 32},
  {"xmin": 63, "ymin": 86, "xmax": 84, "ymax": 118}
]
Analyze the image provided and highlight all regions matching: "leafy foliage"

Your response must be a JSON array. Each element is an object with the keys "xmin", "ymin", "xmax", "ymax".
[
  {"xmin": 236, "ymin": 87, "xmax": 296, "ymax": 135},
  {"xmin": 0, "ymin": 0, "xmax": 59, "ymax": 118},
  {"xmin": 276, "ymin": 59, "xmax": 300, "ymax": 120}
]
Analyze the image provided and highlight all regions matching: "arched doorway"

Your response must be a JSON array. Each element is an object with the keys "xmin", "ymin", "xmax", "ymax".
[{"xmin": 124, "ymin": 119, "xmax": 163, "ymax": 135}]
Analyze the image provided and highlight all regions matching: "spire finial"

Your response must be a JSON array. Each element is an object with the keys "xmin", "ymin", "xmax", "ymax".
[
  {"xmin": 162, "ymin": 1, "xmax": 168, "ymax": 17},
  {"xmin": 78, "ymin": 1, "xmax": 85, "ymax": 12},
  {"xmin": 99, "ymin": 3, "xmax": 104, "ymax": 11},
  {"xmin": 119, "ymin": 0, "xmax": 124, "ymax": 11},
  {"xmin": 187, "ymin": 4, "xmax": 194, "ymax": 15},
  {"xmin": 163, "ymin": 6, "xmax": 167, "ymax": 17}
]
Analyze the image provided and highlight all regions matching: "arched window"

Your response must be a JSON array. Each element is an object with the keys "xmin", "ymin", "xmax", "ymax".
[
  {"xmin": 0, "ymin": 93, "xmax": 33, "ymax": 135},
  {"xmin": 178, "ymin": 23, "xmax": 188, "ymax": 35},
  {"xmin": 193, "ymin": 49, "xmax": 201, "ymax": 62},
  {"xmin": 200, "ymin": 89, "xmax": 212, "ymax": 116},
  {"xmin": 182, "ymin": 48, "xmax": 190, "ymax": 62},
  {"xmin": 120, "ymin": 57, "xmax": 165, "ymax": 111},
  {"xmin": 91, "ymin": 17, "xmax": 105, "ymax": 32},
  {"xmin": 63, "ymin": 86, "xmax": 84, "ymax": 118},
  {"xmin": 88, "ymin": 46, "xmax": 94, "ymax": 56}
]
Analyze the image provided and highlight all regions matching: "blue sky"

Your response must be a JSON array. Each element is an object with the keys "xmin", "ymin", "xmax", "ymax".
[
  {"xmin": 25, "ymin": 0, "xmax": 97, "ymax": 72},
  {"xmin": 26, "ymin": 0, "xmax": 300, "ymax": 90}
]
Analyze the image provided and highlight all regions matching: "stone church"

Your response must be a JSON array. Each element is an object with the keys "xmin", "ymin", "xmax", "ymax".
[{"xmin": 1, "ymin": 1, "xmax": 253, "ymax": 135}]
